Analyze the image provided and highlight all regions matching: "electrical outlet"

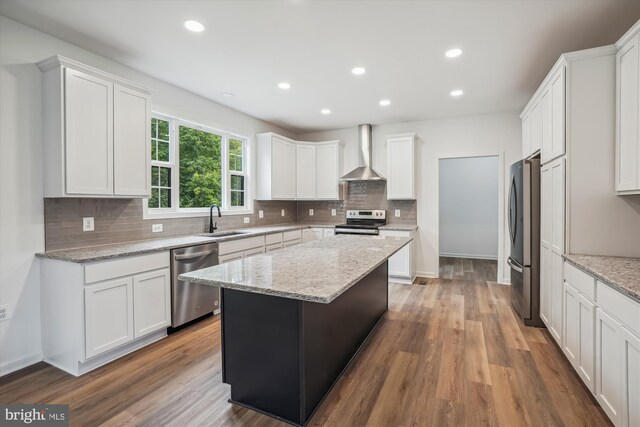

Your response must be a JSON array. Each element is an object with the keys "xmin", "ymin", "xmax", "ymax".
[
  {"xmin": 395, "ymin": 209, "xmax": 401, "ymax": 217},
  {"xmin": 244, "ymin": 217, "xmax": 250, "ymax": 224},
  {"xmin": 281, "ymin": 209, "xmax": 285, "ymax": 217},
  {"xmin": 0, "ymin": 304, "xmax": 10, "ymax": 322},
  {"xmin": 152, "ymin": 224, "xmax": 163, "ymax": 233},
  {"xmin": 331, "ymin": 209, "xmax": 336, "ymax": 216},
  {"xmin": 258, "ymin": 210, "xmax": 264, "ymax": 219},
  {"xmin": 83, "ymin": 217, "xmax": 94, "ymax": 232},
  {"xmin": 309, "ymin": 209, "xmax": 314, "ymax": 216}
]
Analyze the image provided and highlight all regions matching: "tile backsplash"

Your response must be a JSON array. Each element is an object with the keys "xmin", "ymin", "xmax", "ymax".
[
  {"xmin": 297, "ymin": 181, "xmax": 417, "ymax": 226},
  {"xmin": 44, "ymin": 181, "xmax": 417, "ymax": 251},
  {"xmin": 44, "ymin": 199, "xmax": 297, "ymax": 251}
]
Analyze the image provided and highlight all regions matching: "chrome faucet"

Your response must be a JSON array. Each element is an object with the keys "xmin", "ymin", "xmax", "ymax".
[{"xmin": 209, "ymin": 204, "xmax": 221, "ymax": 233}]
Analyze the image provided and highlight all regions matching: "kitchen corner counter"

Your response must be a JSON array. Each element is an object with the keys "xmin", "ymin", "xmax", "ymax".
[
  {"xmin": 379, "ymin": 224, "xmax": 418, "ymax": 231},
  {"xmin": 563, "ymin": 254, "xmax": 640, "ymax": 303},
  {"xmin": 36, "ymin": 224, "xmax": 309, "ymax": 263},
  {"xmin": 179, "ymin": 234, "xmax": 412, "ymax": 303}
]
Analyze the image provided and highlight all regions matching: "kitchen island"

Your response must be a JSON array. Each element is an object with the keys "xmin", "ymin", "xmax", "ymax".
[{"xmin": 179, "ymin": 234, "xmax": 411, "ymax": 426}]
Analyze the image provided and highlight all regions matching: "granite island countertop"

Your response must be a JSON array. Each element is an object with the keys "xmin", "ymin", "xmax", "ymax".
[
  {"xmin": 179, "ymin": 234, "xmax": 412, "ymax": 304},
  {"xmin": 563, "ymin": 254, "xmax": 640, "ymax": 303},
  {"xmin": 36, "ymin": 224, "xmax": 311, "ymax": 263}
]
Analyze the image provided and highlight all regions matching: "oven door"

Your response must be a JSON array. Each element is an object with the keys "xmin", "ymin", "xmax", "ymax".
[{"xmin": 334, "ymin": 227, "xmax": 379, "ymax": 236}]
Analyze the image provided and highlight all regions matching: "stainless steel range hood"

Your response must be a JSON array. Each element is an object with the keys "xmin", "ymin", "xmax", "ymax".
[{"xmin": 340, "ymin": 124, "xmax": 386, "ymax": 181}]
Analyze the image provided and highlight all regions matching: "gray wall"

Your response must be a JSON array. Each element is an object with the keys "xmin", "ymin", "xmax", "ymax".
[{"xmin": 438, "ymin": 156, "xmax": 499, "ymax": 260}]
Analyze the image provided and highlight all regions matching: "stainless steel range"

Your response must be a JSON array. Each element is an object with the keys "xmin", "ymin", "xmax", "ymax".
[{"xmin": 334, "ymin": 210, "xmax": 386, "ymax": 235}]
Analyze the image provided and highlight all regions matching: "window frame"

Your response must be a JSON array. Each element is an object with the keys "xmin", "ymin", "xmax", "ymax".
[{"xmin": 144, "ymin": 112, "xmax": 252, "ymax": 219}]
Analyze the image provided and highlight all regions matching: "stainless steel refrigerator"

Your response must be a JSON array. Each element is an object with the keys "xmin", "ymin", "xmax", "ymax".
[{"xmin": 508, "ymin": 157, "xmax": 543, "ymax": 327}]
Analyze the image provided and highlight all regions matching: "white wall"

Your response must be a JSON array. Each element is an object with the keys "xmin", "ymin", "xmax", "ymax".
[
  {"xmin": 299, "ymin": 112, "xmax": 522, "ymax": 283},
  {"xmin": 439, "ymin": 156, "xmax": 499, "ymax": 260},
  {"xmin": 0, "ymin": 16, "xmax": 296, "ymax": 376}
]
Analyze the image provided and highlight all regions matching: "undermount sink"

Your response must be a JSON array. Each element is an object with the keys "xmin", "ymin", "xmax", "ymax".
[{"xmin": 198, "ymin": 230, "xmax": 251, "ymax": 238}]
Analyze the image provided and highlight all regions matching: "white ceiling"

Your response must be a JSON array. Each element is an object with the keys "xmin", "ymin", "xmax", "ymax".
[{"xmin": 1, "ymin": 0, "xmax": 639, "ymax": 133}]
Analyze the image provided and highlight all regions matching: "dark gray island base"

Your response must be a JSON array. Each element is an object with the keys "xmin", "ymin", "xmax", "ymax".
[{"xmin": 221, "ymin": 262, "xmax": 388, "ymax": 426}]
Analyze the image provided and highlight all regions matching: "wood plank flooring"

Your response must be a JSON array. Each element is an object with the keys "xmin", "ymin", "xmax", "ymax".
[
  {"xmin": 439, "ymin": 256, "xmax": 498, "ymax": 282},
  {"xmin": 0, "ymin": 277, "xmax": 610, "ymax": 426}
]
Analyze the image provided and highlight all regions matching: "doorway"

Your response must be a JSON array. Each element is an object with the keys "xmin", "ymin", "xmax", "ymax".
[{"xmin": 438, "ymin": 155, "xmax": 500, "ymax": 282}]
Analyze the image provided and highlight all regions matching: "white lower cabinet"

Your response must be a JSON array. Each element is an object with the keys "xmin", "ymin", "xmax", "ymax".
[
  {"xmin": 562, "ymin": 261, "xmax": 640, "ymax": 426},
  {"xmin": 132, "ymin": 269, "xmax": 171, "ymax": 339},
  {"xmin": 85, "ymin": 277, "xmax": 134, "ymax": 359},
  {"xmin": 302, "ymin": 228, "xmax": 324, "ymax": 242},
  {"xmin": 323, "ymin": 229, "xmax": 335, "ymax": 238},
  {"xmin": 379, "ymin": 229, "xmax": 416, "ymax": 284},
  {"xmin": 563, "ymin": 282, "xmax": 595, "ymax": 392}
]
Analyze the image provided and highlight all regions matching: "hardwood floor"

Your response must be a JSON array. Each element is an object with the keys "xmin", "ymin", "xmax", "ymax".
[
  {"xmin": 0, "ymin": 279, "xmax": 610, "ymax": 427},
  {"xmin": 439, "ymin": 256, "xmax": 498, "ymax": 281}
]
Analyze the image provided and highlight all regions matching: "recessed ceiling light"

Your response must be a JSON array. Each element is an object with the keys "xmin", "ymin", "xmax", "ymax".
[
  {"xmin": 445, "ymin": 48, "xmax": 463, "ymax": 58},
  {"xmin": 379, "ymin": 99, "xmax": 391, "ymax": 106},
  {"xmin": 278, "ymin": 82, "xmax": 291, "ymax": 90},
  {"xmin": 351, "ymin": 67, "xmax": 366, "ymax": 76},
  {"xmin": 321, "ymin": 109, "xmax": 331, "ymax": 115},
  {"xmin": 184, "ymin": 20, "xmax": 205, "ymax": 33},
  {"xmin": 450, "ymin": 89, "xmax": 464, "ymax": 97},
  {"xmin": 222, "ymin": 93, "xmax": 234, "ymax": 98}
]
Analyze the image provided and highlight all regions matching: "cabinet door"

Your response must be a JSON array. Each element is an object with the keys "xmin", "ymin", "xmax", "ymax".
[
  {"xmin": 85, "ymin": 277, "xmax": 133, "ymax": 359},
  {"xmin": 522, "ymin": 114, "xmax": 531, "ymax": 159},
  {"xmin": 596, "ymin": 308, "xmax": 622, "ymax": 425},
  {"xmin": 550, "ymin": 158, "xmax": 565, "ymax": 254},
  {"xmin": 563, "ymin": 282, "xmax": 580, "ymax": 365},
  {"xmin": 387, "ymin": 137, "xmax": 415, "ymax": 199},
  {"xmin": 388, "ymin": 244, "xmax": 411, "ymax": 279},
  {"xmin": 550, "ymin": 252, "xmax": 563, "ymax": 343},
  {"xmin": 564, "ymin": 283, "xmax": 595, "ymax": 392},
  {"xmin": 550, "ymin": 67, "xmax": 566, "ymax": 160},
  {"xmin": 530, "ymin": 100, "xmax": 542, "ymax": 155},
  {"xmin": 323, "ymin": 229, "xmax": 335, "ymax": 238},
  {"xmin": 133, "ymin": 268, "xmax": 170, "ymax": 338},
  {"xmin": 620, "ymin": 327, "xmax": 640, "ymax": 427},
  {"xmin": 114, "ymin": 85, "xmax": 150, "ymax": 196},
  {"xmin": 64, "ymin": 68, "xmax": 113, "ymax": 195},
  {"xmin": 272, "ymin": 137, "xmax": 296, "ymax": 199},
  {"xmin": 296, "ymin": 144, "xmax": 316, "ymax": 199},
  {"xmin": 539, "ymin": 244, "xmax": 552, "ymax": 327},
  {"xmin": 541, "ymin": 89, "xmax": 552, "ymax": 163},
  {"xmin": 316, "ymin": 144, "xmax": 340, "ymax": 199},
  {"xmin": 616, "ymin": 33, "xmax": 640, "ymax": 192}
]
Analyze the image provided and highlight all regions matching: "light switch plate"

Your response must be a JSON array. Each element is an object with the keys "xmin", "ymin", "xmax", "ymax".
[
  {"xmin": 309, "ymin": 209, "xmax": 314, "ymax": 216},
  {"xmin": 244, "ymin": 217, "xmax": 250, "ymax": 224},
  {"xmin": 395, "ymin": 209, "xmax": 401, "ymax": 217},
  {"xmin": 83, "ymin": 217, "xmax": 94, "ymax": 232},
  {"xmin": 331, "ymin": 209, "xmax": 336, "ymax": 216},
  {"xmin": 281, "ymin": 209, "xmax": 286, "ymax": 217},
  {"xmin": 258, "ymin": 210, "xmax": 264, "ymax": 219},
  {"xmin": 152, "ymin": 224, "xmax": 163, "ymax": 233}
]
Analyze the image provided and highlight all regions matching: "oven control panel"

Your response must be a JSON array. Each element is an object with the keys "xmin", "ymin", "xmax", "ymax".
[{"xmin": 346, "ymin": 210, "xmax": 386, "ymax": 220}]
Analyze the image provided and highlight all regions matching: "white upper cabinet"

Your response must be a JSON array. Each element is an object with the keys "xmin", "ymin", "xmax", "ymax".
[
  {"xmin": 114, "ymin": 85, "xmax": 151, "ymax": 197},
  {"xmin": 38, "ymin": 56, "xmax": 152, "ymax": 198},
  {"xmin": 257, "ymin": 133, "xmax": 342, "ymax": 201},
  {"xmin": 615, "ymin": 24, "xmax": 640, "ymax": 195},
  {"xmin": 522, "ymin": 65, "xmax": 565, "ymax": 163},
  {"xmin": 386, "ymin": 133, "xmax": 416, "ymax": 200},
  {"xmin": 296, "ymin": 144, "xmax": 316, "ymax": 199},
  {"xmin": 315, "ymin": 142, "xmax": 342, "ymax": 200}
]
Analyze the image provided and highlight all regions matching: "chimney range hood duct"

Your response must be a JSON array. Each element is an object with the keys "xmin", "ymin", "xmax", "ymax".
[{"xmin": 340, "ymin": 124, "xmax": 386, "ymax": 181}]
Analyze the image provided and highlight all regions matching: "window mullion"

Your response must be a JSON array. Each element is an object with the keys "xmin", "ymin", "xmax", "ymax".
[
  {"xmin": 171, "ymin": 119, "xmax": 179, "ymax": 211},
  {"xmin": 222, "ymin": 134, "xmax": 229, "ymax": 210}
]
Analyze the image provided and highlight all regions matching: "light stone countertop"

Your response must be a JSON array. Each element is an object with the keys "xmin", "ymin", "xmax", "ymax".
[
  {"xmin": 36, "ymin": 224, "xmax": 310, "ymax": 263},
  {"xmin": 563, "ymin": 254, "xmax": 640, "ymax": 303},
  {"xmin": 379, "ymin": 224, "xmax": 418, "ymax": 232},
  {"xmin": 179, "ymin": 234, "xmax": 412, "ymax": 304}
]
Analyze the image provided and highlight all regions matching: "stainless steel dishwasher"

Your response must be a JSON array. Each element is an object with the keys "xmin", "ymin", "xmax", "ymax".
[{"xmin": 171, "ymin": 243, "xmax": 219, "ymax": 328}]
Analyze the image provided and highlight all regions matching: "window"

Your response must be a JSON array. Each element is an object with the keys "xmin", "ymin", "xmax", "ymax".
[{"xmin": 147, "ymin": 114, "xmax": 249, "ymax": 216}]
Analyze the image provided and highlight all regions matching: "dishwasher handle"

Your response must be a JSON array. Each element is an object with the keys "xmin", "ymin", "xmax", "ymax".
[{"xmin": 173, "ymin": 249, "xmax": 218, "ymax": 261}]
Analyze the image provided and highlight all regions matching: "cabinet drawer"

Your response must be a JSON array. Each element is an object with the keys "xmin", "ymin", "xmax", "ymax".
[
  {"xmin": 564, "ymin": 262, "xmax": 596, "ymax": 301},
  {"xmin": 84, "ymin": 251, "xmax": 169, "ymax": 284},
  {"xmin": 265, "ymin": 232, "xmax": 283, "ymax": 245},
  {"xmin": 219, "ymin": 252, "xmax": 244, "ymax": 264},
  {"xmin": 283, "ymin": 229, "xmax": 302, "ymax": 242},
  {"xmin": 266, "ymin": 243, "xmax": 283, "ymax": 253},
  {"xmin": 597, "ymin": 281, "xmax": 640, "ymax": 336},
  {"xmin": 219, "ymin": 236, "xmax": 264, "ymax": 255},
  {"xmin": 244, "ymin": 247, "xmax": 265, "ymax": 258},
  {"xmin": 283, "ymin": 239, "xmax": 301, "ymax": 248}
]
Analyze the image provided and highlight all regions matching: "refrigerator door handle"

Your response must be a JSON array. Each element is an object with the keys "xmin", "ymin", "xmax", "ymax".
[
  {"xmin": 508, "ymin": 176, "xmax": 517, "ymax": 245},
  {"xmin": 507, "ymin": 257, "xmax": 523, "ymax": 273}
]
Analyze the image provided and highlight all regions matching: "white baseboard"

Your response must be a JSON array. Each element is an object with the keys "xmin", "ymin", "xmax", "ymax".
[
  {"xmin": 439, "ymin": 253, "xmax": 498, "ymax": 261},
  {"xmin": 416, "ymin": 270, "xmax": 438, "ymax": 278},
  {"xmin": 0, "ymin": 352, "xmax": 43, "ymax": 377}
]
